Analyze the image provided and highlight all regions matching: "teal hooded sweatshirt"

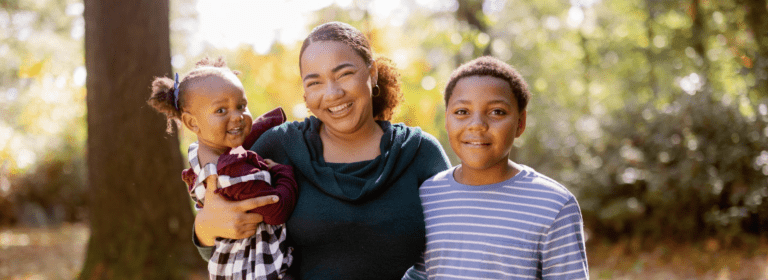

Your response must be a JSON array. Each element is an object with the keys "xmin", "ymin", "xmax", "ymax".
[{"xmin": 196, "ymin": 116, "xmax": 451, "ymax": 280}]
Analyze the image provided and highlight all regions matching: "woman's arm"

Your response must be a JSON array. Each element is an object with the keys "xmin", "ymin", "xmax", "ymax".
[{"xmin": 194, "ymin": 175, "xmax": 280, "ymax": 246}]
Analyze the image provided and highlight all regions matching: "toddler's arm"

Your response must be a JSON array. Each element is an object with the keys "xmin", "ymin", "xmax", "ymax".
[
  {"xmin": 242, "ymin": 107, "xmax": 286, "ymax": 150},
  {"xmin": 215, "ymin": 162, "xmax": 297, "ymax": 225},
  {"xmin": 250, "ymin": 162, "xmax": 297, "ymax": 225}
]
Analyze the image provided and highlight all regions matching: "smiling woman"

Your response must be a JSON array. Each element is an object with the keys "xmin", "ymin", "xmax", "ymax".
[
  {"xmin": 300, "ymin": 40, "xmax": 385, "ymax": 162},
  {"xmin": 192, "ymin": 21, "xmax": 452, "ymax": 280}
]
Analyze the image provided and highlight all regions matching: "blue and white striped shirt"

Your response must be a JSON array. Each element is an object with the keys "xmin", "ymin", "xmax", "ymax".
[{"xmin": 404, "ymin": 165, "xmax": 589, "ymax": 280}]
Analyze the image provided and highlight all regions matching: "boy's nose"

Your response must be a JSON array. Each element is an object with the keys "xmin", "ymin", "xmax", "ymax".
[{"xmin": 468, "ymin": 114, "xmax": 488, "ymax": 131}]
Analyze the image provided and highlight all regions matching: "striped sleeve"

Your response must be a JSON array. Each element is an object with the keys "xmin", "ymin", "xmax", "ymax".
[
  {"xmin": 401, "ymin": 254, "xmax": 427, "ymax": 280},
  {"xmin": 541, "ymin": 197, "xmax": 589, "ymax": 279}
]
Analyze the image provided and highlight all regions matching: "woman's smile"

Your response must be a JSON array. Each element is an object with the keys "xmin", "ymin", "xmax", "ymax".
[{"xmin": 327, "ymin": 102, "xmax": 353, "ymax": 115}]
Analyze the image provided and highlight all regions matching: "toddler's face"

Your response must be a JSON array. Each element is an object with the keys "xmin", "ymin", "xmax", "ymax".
[
  {"xmin": 445, "ymin": 75, "xmax": 526, "ymax": 172},
  {"xmin": 186, "ymin": 75, "xmax": 253, "ymax": 151}
]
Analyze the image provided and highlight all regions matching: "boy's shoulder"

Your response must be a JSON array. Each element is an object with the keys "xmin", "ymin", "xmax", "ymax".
[
  {"xmin": 423, "ymin": 165, "xmax": 577, "ymax": 203},
  {"xmin": 515, "ymin": 164, "xmax": 577, "ymax": 203},
  {"xmin": 422, "ymin": 166, "xmax": 456, "ymax": 185}
]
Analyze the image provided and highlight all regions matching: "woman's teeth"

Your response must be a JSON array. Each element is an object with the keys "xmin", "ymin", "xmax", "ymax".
[{"xmin": 328, "ymin": 102, "xmax": 352, "ymax": 113}]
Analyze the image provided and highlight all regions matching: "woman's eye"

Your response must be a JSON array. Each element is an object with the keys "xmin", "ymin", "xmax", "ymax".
[{"xmin": 306, "ymin": 81, "xmax": 319, "ymax": 87}]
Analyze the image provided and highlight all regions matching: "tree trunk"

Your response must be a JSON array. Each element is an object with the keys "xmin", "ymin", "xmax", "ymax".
[{"xmin": 81, "ymin": 0, "xmax": 200, "ymax": 279}]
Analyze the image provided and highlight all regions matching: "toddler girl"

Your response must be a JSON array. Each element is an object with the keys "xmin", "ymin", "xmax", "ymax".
[{"xmin": 147, "ymin": 57, "xmax": 297, "ymax": 280}]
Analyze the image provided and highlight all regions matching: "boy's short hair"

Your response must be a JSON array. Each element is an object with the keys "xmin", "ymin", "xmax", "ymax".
[{"xmin": 444, "ymin": 56, "xmax": 531, "ymax": 112}]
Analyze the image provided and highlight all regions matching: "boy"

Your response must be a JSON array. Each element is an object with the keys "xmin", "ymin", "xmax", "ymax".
[{"xmin": 404, "ymin": 56, "xmax": 589, "ymax": 279}]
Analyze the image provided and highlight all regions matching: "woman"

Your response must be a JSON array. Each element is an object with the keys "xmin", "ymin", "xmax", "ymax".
[{"xmin": 193, "ymin": 22, "xmax": 451, "ymax": 279}]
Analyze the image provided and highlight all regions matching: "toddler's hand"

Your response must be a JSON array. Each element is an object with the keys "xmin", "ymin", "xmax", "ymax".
[{"xmin": 264, "ymin": 158, "xmax": 278, "ymax": 169}]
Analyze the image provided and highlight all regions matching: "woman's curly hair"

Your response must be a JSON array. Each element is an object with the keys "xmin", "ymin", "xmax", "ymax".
[
  {"xmin": 146, "ymin": 56, "xmax": 240, "ymax": 133},
  {"xmin": 300, "ymin": 21, "xmax": 403, "ymax": 121}
]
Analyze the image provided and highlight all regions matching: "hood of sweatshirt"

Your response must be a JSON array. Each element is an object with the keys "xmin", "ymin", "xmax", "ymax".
[{"xmin": 278, "ymin": 116, "xmax": 423, "ymax": 202}]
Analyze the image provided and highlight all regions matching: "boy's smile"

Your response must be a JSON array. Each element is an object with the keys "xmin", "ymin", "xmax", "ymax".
[{"xmin": 446, "ymin": 75, "xmax": 526, "ymax": 182}]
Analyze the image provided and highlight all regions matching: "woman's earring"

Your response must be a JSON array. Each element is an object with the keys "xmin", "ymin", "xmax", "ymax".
[{"xmin": 372, "ymin": 84, "xmax": 380, "ymax": 97}]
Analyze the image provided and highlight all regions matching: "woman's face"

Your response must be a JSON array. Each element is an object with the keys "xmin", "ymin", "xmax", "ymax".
[{"xmin": 300, "ymin": 40, "xmax": 377, "ymax": 135}]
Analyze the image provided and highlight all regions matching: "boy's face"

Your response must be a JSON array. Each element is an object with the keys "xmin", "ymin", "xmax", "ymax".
[
  {"xmin": 184, "ymin": 74, "xmax": 253, "ymax": 152},
  {"xmin": 446, "ymin": 75, "xmax": 526, "ymax": 172}
]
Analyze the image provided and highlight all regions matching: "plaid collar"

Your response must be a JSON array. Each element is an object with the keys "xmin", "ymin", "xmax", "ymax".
[{"xmin": 187, "ymin": 141, "xmax": 218, "ymax": 189}]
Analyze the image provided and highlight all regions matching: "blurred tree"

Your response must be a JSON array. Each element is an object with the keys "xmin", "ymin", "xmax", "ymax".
[{"xmin": 80, "ymin": 0, "xmax": 199, "ymax": 278}]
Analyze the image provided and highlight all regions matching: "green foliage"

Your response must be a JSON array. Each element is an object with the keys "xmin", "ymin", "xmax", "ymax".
[
  {"xmin": 4, "ymin": 0, "xmax": 766, "ymax": 243},
  {"xmin": 536, "ymin": 94, "xmax": 768, "ymax": 241},
  {"xmin": 0, "ymin": 0, "xmax": 87, "ymax": 226},
  {"xmin": 389, "ymin": 0, "xmax": 768, "ymax": 241}
]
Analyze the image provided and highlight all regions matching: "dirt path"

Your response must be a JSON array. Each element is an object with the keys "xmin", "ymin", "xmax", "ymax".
[{"xmin": 0, "ymin": 223, "xmax": 88, "ymax": 279}]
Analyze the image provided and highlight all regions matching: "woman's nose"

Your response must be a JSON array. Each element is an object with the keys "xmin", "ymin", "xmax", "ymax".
[{"xmin": 325, "ymin": 81, "xmax": 344, "ymax": 98}]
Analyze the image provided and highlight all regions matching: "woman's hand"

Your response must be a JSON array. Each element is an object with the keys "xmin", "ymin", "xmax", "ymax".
[{"xmin": 194, "ymin": 175, "xmax": 280, "ymax": 246}]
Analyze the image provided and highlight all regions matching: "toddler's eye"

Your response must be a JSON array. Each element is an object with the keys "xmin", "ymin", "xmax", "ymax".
[{"xmin": 216, "ymin": 108, "xmax": 225, "ymax": 114}]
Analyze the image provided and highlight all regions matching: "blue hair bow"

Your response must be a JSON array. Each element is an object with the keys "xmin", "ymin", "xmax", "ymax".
[{"xmin": 173, "ymin": 73, "xmax": 180, "ymax": 110}]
